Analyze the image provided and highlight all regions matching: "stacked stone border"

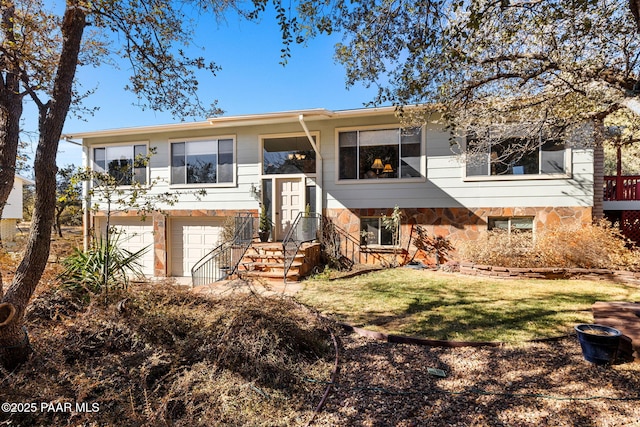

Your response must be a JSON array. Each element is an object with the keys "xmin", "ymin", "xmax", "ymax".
[{"xmin": 459, "ymin": 262, "xmax": 640, "ymax": 286}]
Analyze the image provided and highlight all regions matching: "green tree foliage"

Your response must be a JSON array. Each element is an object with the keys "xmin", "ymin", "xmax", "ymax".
[
  {"xmin": 290, "ymin": 0, "xmax": 640, "ymax": 132},
  {"xmin": 284, "ymin": 0, "xmax": 640, "ymax": 218},
  {"xmin": 21, "ymin": 183, "xmax": 34, "ymax": 221},
  {"xmin": 54, "ymin": 165, "xmax": 82, "ymax": 238},
  {"xmin": 604, "ymin": 142, "xmax": 640, "ymax": 175},
  {"xmin": 0, "ymin": 0, "xmax": 244, "ymax": 369},
  {"xmin": 16, "ymin": 139, "xmax": 31, "ymax": 176}
]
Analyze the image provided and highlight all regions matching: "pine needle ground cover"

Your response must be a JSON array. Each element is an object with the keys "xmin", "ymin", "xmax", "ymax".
[
  {"xmin": 3, "ymin": 284, "xmax": 334, "ymax": 427},
  {"xmin": 298, "ymin": 268, "xmax": 640, "ymax": 343}
]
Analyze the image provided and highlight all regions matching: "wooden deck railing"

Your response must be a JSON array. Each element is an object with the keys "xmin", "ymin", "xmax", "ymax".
[{"xmin": 604, "ymin": 175, "xmax": 640, "ymax": 201}]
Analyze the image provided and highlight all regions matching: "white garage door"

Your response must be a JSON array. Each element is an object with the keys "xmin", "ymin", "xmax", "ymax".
[
  {"xmin": 97, "ymin": 217, "xmax": 155, "ymax": 276},
  {"xmin": 170, "ymin": 218, "xmax": 224, "ymax": 277}
]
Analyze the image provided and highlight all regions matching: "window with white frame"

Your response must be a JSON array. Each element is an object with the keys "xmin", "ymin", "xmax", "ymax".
[
  {"xmin": 466, "ymin": 133, "xmax": 566, "ymax": 177},
  {"xmin": 360, "ymin": 217, "xmax": 398, "ymax": 246},
  {"xmin": 263, "ymin": 135, "xmax": 317, "ymax": 175},
  {"xmin": 488, "ymin": 217, "xmax": 534, "ymax": 234},
  {"xmin": 338, "ymin": 127, "xmax": 423, "ymax": 180},
  {"xmin": 93, "ymin": 144, "xmax": 147, "ymax": 186},
  {"xmin": 171, "ymin": 138, "xmax": 234, "ymax": 185}
]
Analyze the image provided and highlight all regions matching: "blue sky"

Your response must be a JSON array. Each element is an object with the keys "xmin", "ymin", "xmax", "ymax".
[{"xmin": 23, "ymin": 6, "xmax": 382, "ymax": 170}]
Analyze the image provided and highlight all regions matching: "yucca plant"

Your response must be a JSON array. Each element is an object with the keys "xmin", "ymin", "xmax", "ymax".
[{"xmin": 59, "ymin": 231, "xmax": 148, "ymax": 294}]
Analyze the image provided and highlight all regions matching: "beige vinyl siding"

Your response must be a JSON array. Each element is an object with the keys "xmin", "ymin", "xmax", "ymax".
[
  {"xmin": 3, "ymin": 178, "xmax": 25, "ymax": 219},
  {"xmin": 81, "ymin": 109, "xmax": 594, "ymax": 214},
  {"xmin": 323, "ymin": 118, "xmax": 593, "ymax": 210}
]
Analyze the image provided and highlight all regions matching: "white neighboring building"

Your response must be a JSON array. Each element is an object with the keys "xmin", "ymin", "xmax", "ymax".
[{"xmin": 1, "ymin": 175, "xmax": 33, "ymax": 241}]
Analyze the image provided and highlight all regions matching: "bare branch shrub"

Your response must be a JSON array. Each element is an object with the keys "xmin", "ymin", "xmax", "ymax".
[
  {"xmin": 459, "ymin": 221, "xmax": 640, "ymax": 271},
  {"xmin": 459, "ymin": 230, "xmax": 536, "ymax": 268},
  {"xmin": 319, "ymin": 218, "xmax": 354, "ymax": 271},
  {"xmin": 535, "ymin": 220, "xmax": 640, "ymax": 270},
  {"xmin": 410, "ymin": 225, "xmax": 454, "ymax": 267}
]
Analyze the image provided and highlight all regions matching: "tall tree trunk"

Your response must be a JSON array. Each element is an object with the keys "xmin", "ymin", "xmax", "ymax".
[
  {"xmin": 631, "ymin": 0, "xmax": 640, "ymax": 33},
  {"xmin": 0, "ymin": 1, "xmax": 24, "ymax": 278},
  {"xmin": 0, "ymin": 3, "xmax": 86, "ymax": 370}
]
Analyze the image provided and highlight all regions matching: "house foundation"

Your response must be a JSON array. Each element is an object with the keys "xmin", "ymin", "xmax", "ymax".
[{"xmin": 324, "ymin": 206, "xmax": 593, "ymax": 264}]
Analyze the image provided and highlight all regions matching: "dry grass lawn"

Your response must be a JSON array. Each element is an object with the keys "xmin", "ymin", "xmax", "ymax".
[{"xmin": 299, "ymin": 268, "xmax": 640, "ymax": 342}]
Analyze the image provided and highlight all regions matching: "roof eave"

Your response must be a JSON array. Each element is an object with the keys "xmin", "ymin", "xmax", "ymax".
[{"xmin": 61, "ymin": 105, "xmax": 417, "ymax": 142}]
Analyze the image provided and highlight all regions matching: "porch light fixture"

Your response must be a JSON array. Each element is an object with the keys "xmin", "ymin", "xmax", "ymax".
[
  {"xmin": 382, "ymin": 163, "xmax": 394, "ymax": 174},
  {"xmin": 371, "ymin": 158, "xmax": 384, "ymax": 173}
]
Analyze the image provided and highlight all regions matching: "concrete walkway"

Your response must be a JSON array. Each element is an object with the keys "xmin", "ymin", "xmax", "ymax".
[{"xmin": 191, "ymin": 277, "xmax": 303, "ymax": 297}]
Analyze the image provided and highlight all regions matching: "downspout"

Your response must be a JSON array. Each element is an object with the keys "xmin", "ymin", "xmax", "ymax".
[
  {"xmin": 81, "ymin": 141, "xmax": 91, "ymax": 252},
  {"xmin": 299, "ymin": 114, "xmax": 321, "ymax": 159},
  {"xmin": 299, "ymin": 115, "xmax": 323, "ymax": 216}
]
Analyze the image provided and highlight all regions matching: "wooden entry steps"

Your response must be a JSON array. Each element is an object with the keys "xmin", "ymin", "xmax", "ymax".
[
  {"xmin": 237, "ymin": 242, "xmax": 321, "ymax": 282},
  {"xmin": 592, "ymin": 301, "xmax": 640, "ymax": 359}
]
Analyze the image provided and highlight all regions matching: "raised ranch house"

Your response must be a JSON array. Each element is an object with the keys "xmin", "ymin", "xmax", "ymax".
[
  {"xmin": 69, "ymin": 107, "xmax": 598, "ymax": 284},
  {"xmin": 1, "ymin": 175, "xmax": 33, "ymax": 241}
]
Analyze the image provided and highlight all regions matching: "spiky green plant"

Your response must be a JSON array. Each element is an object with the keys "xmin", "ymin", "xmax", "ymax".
[{"xmin": 59, "ymin": 231, "xmax": 148, "ymax": 294}]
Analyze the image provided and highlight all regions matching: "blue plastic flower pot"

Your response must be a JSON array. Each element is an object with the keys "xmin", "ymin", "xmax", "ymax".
[{"xmin": 575, "ymin": 324, "xmax": 621, "ymax": 365}]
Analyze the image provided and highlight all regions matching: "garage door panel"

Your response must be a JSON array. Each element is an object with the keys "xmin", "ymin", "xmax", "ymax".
[
  {"xmin": 97, "ymin": 217, "xmax": 154, "ymax": 276},
  {"xmin": 204, "ymin": 234, "xmax": 219, "ymax": 246},
  {"xmin": 186, "ymin": 233, "xmax": 204, "ymax": 246},
  {"xmin": 171, "ymin": 218, "xmax": 224, "ymax": 277}
]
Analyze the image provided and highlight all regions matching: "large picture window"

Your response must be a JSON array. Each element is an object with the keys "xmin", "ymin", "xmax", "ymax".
[
  {"xmin": 338, "ymin": 127, "xmax": 423, "ymax": 180},
  {"xmin": 263, "ymin": 136, "xmax": 316, "ymax": 175},
  {"xmin": 466, "ymin": 134, "xmax": 566, "ymax": 177},
  {"xmin": 171, "ymin": 139, "xmax": 234, "ymax": 185},
  {"xmin": 93, "ymin": 144, "xmax": 147, "ymax": 186}
]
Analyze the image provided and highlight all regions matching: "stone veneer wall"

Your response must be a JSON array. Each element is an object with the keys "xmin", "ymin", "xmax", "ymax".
[
  {"xmin": 324, "ymin": 206, "xmax": 593, "ymax": 264},
  {"xmin": 93, "ymin": 206, "xmax": 594, "ymax": 273}
]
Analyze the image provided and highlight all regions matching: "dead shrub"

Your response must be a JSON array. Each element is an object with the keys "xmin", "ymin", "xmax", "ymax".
[
  {"xmin": 459, "ymin": 229, "xmax": 536, "ymax": 268},
  {"xmin": 534, "ymin": 221, "xmax": 640, "ymax": 269},
  {"xmin": 459, "ymin": 221, "xmax": 640, "ymax": 270}
]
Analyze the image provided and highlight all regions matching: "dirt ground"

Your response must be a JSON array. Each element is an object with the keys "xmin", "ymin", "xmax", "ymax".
[
  {"xmin": 312, "ymin": 333, "xmax": 640, "ymax": 427},
  {"xmin": 3, "ymin": 228, "xmax": 640, "ymax": 426}
]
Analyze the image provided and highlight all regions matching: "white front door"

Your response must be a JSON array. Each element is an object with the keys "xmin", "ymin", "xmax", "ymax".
[{"xmin": 276, "ymin": 178, "xmax": 303, "ymax": 240}]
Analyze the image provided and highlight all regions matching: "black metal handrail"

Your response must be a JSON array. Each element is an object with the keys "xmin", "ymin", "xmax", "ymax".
[
  {"xmin": 191, "ymin": 212, "xmax": 255, "ymax": 286},
  {"xmin": 191, "ymin": 241, "xmax": 232, "ymax": 286},
  {"xmin": 282, "ymin": 212, "xmax": 321, "ymax": 282},
  {"xmin": 320, "ymin": 215, "xmax": 368, "ymax": 269}
]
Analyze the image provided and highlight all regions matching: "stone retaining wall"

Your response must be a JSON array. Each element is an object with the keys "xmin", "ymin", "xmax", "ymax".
[{"xmin": 459, "ymin": 262, "xmax": 640, "ymax": 286}]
